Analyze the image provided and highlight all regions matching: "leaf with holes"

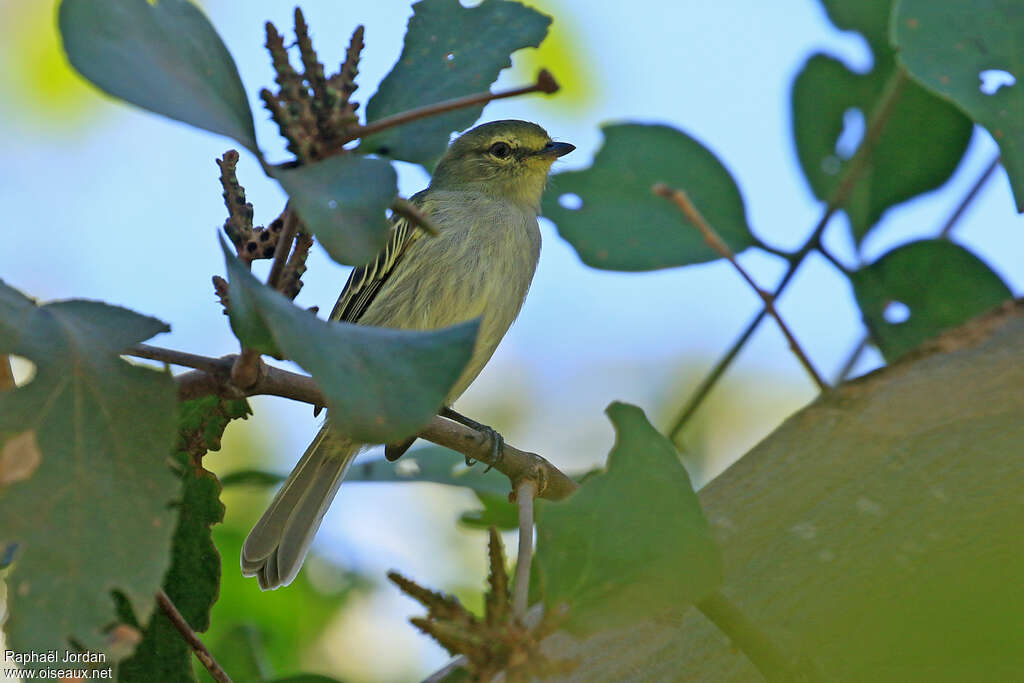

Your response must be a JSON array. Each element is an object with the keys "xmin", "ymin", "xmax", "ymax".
[
  {"xmin": 542, "ymin": 124, "xmax": 753, "ymax": 271},
  {"xmin": 851, "ymin": 240, "xmax": 1011, "ymax": 361},
  {"xmin": 271, "ymin": 155, "xmax": 397, "ymax": 266},
  {"xmin": 59, "ymin": 0, "xmax": 258, "ymax": 153},
  {"xmin": 792, "ymin": 0, "xmax": 972, "ymax": 244},
  {"xmin": 535, "ymin": 402, "xmax": 722, "ymax": 633},
  {"xmin": 0, "ymin": 280, "xmax": 178, "ymax": 662},
  {"xmin": 361, "ymin": 0, "xmax": 551, "ymax": 166},
  {"xmin": 222, "ymin": 240, "xmax": 478, "ymax": 443},
  {"xmin": 893, "ymin": 0, "xmax": 1024, "ymax": 212}
]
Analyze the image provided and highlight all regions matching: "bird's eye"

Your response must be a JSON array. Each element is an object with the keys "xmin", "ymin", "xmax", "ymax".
[{"xmin": 488, "ymin": 141, "xmax": 512, "ymax": 159}]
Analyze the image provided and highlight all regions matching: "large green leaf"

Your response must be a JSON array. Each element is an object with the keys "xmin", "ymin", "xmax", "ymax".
[
  {"xmin": 221, "ymin": 240, "xmax": 478, "ymax": 443},
  {"xmin": 851, "ymin": 240, "xmax": 1012, "ymax": 361},
  {"xmin": 0, "ymin": 282, "xmax": 178, "ymax": 661},
  {"xmin": 893, "ymin": 0, "xmax": 1024, "ymax": 212},
  {"xmin": 535, "ymin": 402, "xmax": 722, "ymax": 633},
  {"xmin": 361, "ymin": 0, "xmax": 551, "ymax": 166},
  {"xmin": 542, "ymin": 124, "xmax": 753, "ymax": 271},
  {"xmin": 118, "ymin": 397, "xmax": 249, "ymax": 682},
  {"xmin": 59, "ymin": 0, "xmax": 258, "ymax": 154},
  {"xmin": 270, "ymin": 156, "xmax": 397, "ymax": 266},
  {"xmin": 792, "ymin": 0, "xmax": 972, "ymax": 244}
]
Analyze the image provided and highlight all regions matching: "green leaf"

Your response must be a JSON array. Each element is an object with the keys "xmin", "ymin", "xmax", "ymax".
[
  {"xmin": 270, "ymin": 156, "xmax": 397, "ymax": 266},
  {"xmin": 0, "ymin": 282, "xmax": 178, "ymax": 660},
  {"xmin": 851, "ymin": 239, "xmax": 1012, "ymax": 361},
  {"xmin": 542, "ymin": 124, "xmax": 754, "ymax": 271},
  {"xmin": 361, "ymin": 0, "xmax": 551, "ymax": 166},
  {"xmin": 792, "ymin": 0, "xmax": 972, "ymax": 244},
  {"xmin": 221, "ymin": 240, "xmax": 478, "ymax": 443},
  {"xmin": 119, "ymin": 397, "xmax": 248, "ymax": 681},
  {"xmin": 534, "ymin": 402, "xmax": 722, "ymax": 633},
  {"xmin": 459, "ymin": 491, "xmax": 519, "ymax": 530},
  {"xmin": 266, "ymin": 676, "xmax": 345, "ymax": 683},
  {"xmin": 893, "ymin": 0, "xmax": 1024, "ymax": 212},
  {"xmin": 58, "ymin": 0, "xmax": 258, "ymax": 154}
]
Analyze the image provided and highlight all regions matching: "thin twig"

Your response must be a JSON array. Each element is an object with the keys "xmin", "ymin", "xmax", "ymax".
[
  {"xmin": 156, "ymin": 590, "xmax": 232, "ymax": 683},
  {"xmin": 815, "ymin": 243, "xmax": 852, "ymax": 276},
  {"xmin": 266, "ymin": 207, "xmax": 299, "ymax": 291},
  {"xmin": 666, "ymin": 68, "xmax": 908, "ymax": 440},
  {"xmin": 834, "ymin": 334, "xmax": 871, "ymax": 384},
  {"xmin": 697, "ymin": 591, "xmax": 823, "ymax": 683},
  {"xmin": 352, "ymin": 69, "xmax": 559, "ymax": 141},
  {"xmin": 512, "ymin": 480, "xmax": 537, "ymax": 619},
  {"xmin": 125, "ymin": 344, "xmax": 226, "ymax": 374},
  {"xmin": 123, "ymin": 345, "xmax": 579, "ymax": 500},
  {"xmin": 939, "ymin": 155, "xmax": 1002, "ymax": 239},
  {"xmin": 654, "ymin": 184, "xmax": 828, "ymax": 392}
]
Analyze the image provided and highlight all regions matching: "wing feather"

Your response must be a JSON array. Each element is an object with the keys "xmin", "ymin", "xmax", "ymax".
[{"xmin": 329, "ymin": 194, "xmax": 428, "ymax": 324}]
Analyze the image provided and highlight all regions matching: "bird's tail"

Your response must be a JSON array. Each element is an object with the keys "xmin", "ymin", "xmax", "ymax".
[{"xmin": 241, "ymin": 425, "xmax": 360, "ymax": 590}]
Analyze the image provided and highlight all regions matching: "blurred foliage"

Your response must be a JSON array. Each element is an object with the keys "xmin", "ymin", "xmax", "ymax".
[
  {"xmin": 0, "ymin": 0, "xmax": 100, "ymax": 126},
  {"xmin": 791, "ymin": 0, "xmax": 972, "ymax": 244},
  {"xmin": 851, "ymin": 240, "xmax": 1012, "ymax": 362},
  {"xmin": 535, "ymin": 403, "xmax": 721, "ymax": 634},
  {"xmin": 507, "ymin": 0, "xmax": 599, "ymax": 114}
]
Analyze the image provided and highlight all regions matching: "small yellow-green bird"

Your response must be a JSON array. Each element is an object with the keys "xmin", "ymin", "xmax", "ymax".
[{"xmin": 242, "ymin": 120, "xmax": 574, "ymax": 589}]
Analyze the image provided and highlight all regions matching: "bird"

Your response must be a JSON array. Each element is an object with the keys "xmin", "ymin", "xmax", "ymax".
[{"xmin": 242, "ymin": 119, "xmax": 574, "ymax": 589}]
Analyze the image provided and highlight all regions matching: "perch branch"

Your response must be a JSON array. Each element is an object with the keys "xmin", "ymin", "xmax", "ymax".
[{"xmin": 123, "ymin": 345, "xmax": 577, "ymax": 501}]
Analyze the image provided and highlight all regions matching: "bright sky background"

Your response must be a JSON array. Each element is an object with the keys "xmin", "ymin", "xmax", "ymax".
[{"xmin": 1, "ymin": 0, "xmax": 1020, "ymax": 679}]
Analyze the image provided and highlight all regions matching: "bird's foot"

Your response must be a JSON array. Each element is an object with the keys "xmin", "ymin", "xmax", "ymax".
[{"xmin": 441, "ymin": 407, "xmax": 505, "ymax": 472}]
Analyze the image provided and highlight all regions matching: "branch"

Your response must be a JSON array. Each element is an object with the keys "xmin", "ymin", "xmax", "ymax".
[
  {"xmin": 156, "ymin": 590, "xmax": 231, "ymax": 683},
  {"xmin": 0, "ymin": 355, "xmax": 14, "ymax": 391},
  {"xmin": 350, "ymin": 69, "xmax": 559, "ymax": 141},
  {"xmin": 654, "ymin": 184, "xmax": 828, "ymax": 393},
  {"xmin": 512, "ymin": 480, "xmax": 537, "ymax": 619},
  {"xmin": 697, "ymin": 591, "xmax": 823, "ymax": 683},
  {"xmin": 666, "ymin": 67, "xmax": 908, "ymax": 440},
  {"xmin": 123, "ymin": 345, "xmax": 577, "ymax": 501}
]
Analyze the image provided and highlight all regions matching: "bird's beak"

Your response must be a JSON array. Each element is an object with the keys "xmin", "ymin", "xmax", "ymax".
[{"xmin": 539, "ymin": 141, "xmax": 575, "ymax": 158}]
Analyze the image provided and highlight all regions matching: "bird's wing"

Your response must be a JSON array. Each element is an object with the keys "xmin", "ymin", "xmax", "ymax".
[{"xmin": 328, "ymin": 193, "xmax": 428, "ymax": 324}]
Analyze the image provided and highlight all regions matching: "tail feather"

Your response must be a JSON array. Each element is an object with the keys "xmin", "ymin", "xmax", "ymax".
[{"xmin": 241, "ymin": 425, "xmax": 361, "ymax": 590}]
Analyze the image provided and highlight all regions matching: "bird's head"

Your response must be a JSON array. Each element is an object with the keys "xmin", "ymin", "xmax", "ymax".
[{"xmin": 430, "ymin": 120, "xmax": 574, "ymax": 210}]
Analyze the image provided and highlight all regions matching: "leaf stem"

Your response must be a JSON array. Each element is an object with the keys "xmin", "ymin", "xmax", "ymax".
[
  {"xmin": 697, "ymin": 591, "xmax": 823, "ymax": 683},
  {"xmin": 156, "ymin": 590, "xmax": 232, "ymax": 683},
  {"xmin": 351, "ymin": 69, "xmax": 559, "ymax": 142},
  {"xmin": 654, "ymin": 184, "xmax": 828, "ymax": 393},
  {"xmin": 512, "ymin": 480, "xmax": 537, "ymax": 619},
  {"xmin": 666, "ymin": 67, "xmax": 908, "ymax": 440}
]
